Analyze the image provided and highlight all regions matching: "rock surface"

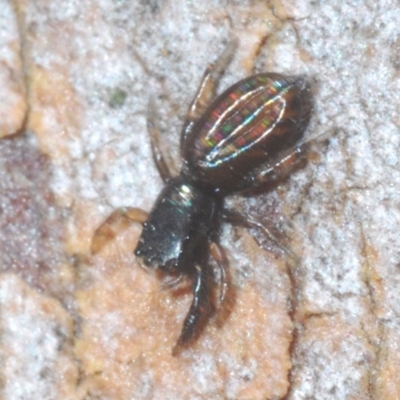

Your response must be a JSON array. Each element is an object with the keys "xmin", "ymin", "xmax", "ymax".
[{"xmin": 1, "ymin": 0, "xmax": 400, "ymax": 399}]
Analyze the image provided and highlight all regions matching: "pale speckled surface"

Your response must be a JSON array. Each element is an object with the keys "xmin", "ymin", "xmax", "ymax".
[
  {"xmin": 0, "ymin": 274, "xmax": 77, "ymax": 399},
  {"xmin": 1, "ymin": 0, "xmax": 400, "ymax": 399},
  {"xmin": 0, "ymin": 1, "xmax": 26, "ymax": 137}
]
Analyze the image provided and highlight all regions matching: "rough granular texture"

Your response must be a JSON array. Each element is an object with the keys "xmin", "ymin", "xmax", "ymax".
[
  {"xmin": 0, "ymin": 134, "xmax": 71, "ymax": 297},
  {"xmin": 0, "ymin": 4, "xmax": 26, "ymax": 138},
  {"xmin": 1, "ymin": 0, "xmax": 400, "ymax": 399}
]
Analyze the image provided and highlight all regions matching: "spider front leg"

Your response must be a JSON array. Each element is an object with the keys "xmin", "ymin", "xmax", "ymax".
[
  {"xmin": 180, "ymin": 39, "xmax": 237, "ymax": 152},
  {"xmin": 174, "ymin": 262, "xmax": 213, "ymax": 354},
  {"xmin": 91, "ymin": 207, "xmax": 148, "ymax": 254},
  {"xmin": 210, "ymin": 242, "xmax": 229, "ymax": 303},
  {"xmin": 173, "ymin": 242, "xmax": 229, "ymax": 354},
  {"xmin": 162, "ymin": 241, "xmax": 227, "ymax": 293}
]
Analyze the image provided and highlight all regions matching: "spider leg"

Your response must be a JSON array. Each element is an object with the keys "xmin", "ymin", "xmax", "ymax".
[
  {"xmin": 180, "ymin": 39, "xmax": 238, "ymax": 152},
  {"xmin": 147, "ymin": 97, "xmax": 178, "ymax": 181},
  {"xmin": 255, "ymin": 129, "xmax": 336, "ymax": 186},
  {"xmin": 222, "ymin": 208, "xmax": 298, "ymax": 262},
  {"xmin": 173, "ymin": 263, "xmax": 212, "ymax": 353},
  {"xmin": 209, "ymin": 242, "xmax": 229, "ymax": 303},
  {"xmin": 91, "ymin": 207, "xmax": 148, "ymax": 254},
  {"xmin": 233, "ymin": 129, "xmax": 336, "ymax": 193},
  {"xmin": 160, "ymin": 273, "xmax": 185, "ymax": 290}
]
